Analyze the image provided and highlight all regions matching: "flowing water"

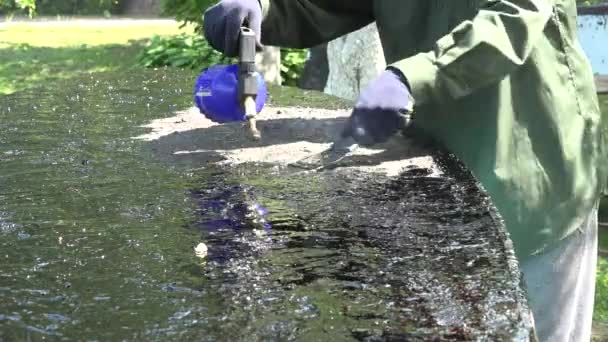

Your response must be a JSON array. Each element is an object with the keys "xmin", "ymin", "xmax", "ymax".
[{"xmin": 0, "ymin": 69, "xmax": 532, "ymax": 341}]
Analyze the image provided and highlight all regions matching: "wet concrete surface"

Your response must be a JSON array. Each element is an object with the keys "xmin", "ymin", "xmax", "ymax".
[
  {"xmin": 0, "ymin": 68, "xmax": 534, "ymax": 340},
  {"xmin": 181, "ymin": 158, "xmax": 536, "ymax": 341}
]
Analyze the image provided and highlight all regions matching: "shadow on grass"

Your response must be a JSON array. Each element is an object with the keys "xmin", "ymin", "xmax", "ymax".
[{"xmin": 0, "ymin": 40, "xmax": 149, "ymax": 95}]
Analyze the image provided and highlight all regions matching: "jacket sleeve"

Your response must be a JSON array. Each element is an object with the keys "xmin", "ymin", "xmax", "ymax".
[
  {"xmin": 258, "ymin": 0, "xmax": 374, "ymax": 48},
  {"xmin": 390, "ymin": 0, "xmax": 553, "ymax": 105}
]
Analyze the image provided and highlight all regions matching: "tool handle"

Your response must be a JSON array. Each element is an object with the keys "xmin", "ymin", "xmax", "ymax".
[
  {"xmin": 239, "ymin": 27, "xmax": 261, "ymax": 140},
  {"xmin": 239, "ymin": 27, "xmax": 256, "ymax": 66},
  {"xmin": 238, "ymin": 27, "xmax": 258, "ymax": 98}
]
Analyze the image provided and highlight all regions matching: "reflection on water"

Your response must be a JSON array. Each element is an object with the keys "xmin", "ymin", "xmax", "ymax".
[{"xmin": 0, "ymin": 69, "xmax": 531, "ymax": 341}]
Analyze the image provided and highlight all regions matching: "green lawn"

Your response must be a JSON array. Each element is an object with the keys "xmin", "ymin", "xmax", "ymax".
[
  {"xmin": 0, "ymin": 21, "xmax": 188, "ymax": 94},
  {"xmin": 597, "ymin": 95, "xmax": 608, "ymax": 329},
  {"xmin": 1, "ymin": 19, "xmax": 608, "ymax": 329}
]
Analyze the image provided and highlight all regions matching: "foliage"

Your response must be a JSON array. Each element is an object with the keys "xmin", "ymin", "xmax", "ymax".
[
  {"xmin": 136, "ymin": 33, "xmax": 308, "ymax": 85},
  {"xmin": 596, "ymin": 258, "xmax": 608, "ymax": 322},
  {"xmin": 136, "ymin": 33, "xmax": 232, "ymax": 69},
  {"xmin": 0, "ymin": 0, "xmax": 35, "ymax": 17},
  {"xmin": 0, "ymin": 0, "xmax": 121, "ymax": 16},
  {"xmin": 161, "ymin": 0, "xmax": 217, "ymax": 32},
  {"xmin": 156, "ymin": 0, "xmax": 308, "ymax": 84},
  {"xmin": 0, "ymin": 0, "xmax": 604, "ymax": 18},
  {"xmin": 17, "ymin": 0, "xmax": 35, "ymax": 16},
  {"xmin": 280, "ymin": 48, "xmax": 307, "ymax": 86}
]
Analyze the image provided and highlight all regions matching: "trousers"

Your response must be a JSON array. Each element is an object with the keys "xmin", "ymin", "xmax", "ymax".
[{"xmin": 521, "ymin": 204, "xmax": 598, "ymax": 342}]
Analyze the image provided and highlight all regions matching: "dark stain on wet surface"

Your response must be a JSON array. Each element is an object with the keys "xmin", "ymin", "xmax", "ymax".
[{"xmin": 187, "ymin": 148, "xmax": 534, "ymax": 340}]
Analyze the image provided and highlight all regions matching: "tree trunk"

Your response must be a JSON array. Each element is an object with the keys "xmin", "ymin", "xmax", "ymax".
[
  {"xmin": 256, "ymin": 46, "xmax": 282, "ymax": 86},
  {"xmin": 324, "ymin": 23, "xmax": 385, "ymax": 101},
  {"xmin": 297, "ymin": 44, "xmax": 329, "ymax": 91},
  {"xmin": 119, "ymin": 0, "xmax": 161, "ymax": 16}
]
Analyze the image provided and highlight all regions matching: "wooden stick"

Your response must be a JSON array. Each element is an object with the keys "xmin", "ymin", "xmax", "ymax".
[{"xmin": 243, "ymin": 96, "xmax": 261, "ymax": 140}]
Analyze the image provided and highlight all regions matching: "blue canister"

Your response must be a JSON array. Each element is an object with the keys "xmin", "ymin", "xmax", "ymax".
[{"xmin": 193, "ymin": 64, "xmax": 268, "ymax": 123}]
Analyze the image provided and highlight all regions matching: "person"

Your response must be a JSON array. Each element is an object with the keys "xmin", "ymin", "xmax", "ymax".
[{"xmin": 202, "ymin": 1, "xmax": 607, "ymax": 340}]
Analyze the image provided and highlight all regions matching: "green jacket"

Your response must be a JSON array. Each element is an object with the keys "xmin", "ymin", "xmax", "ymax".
[{"xmin": 259, "ymin": 0, "xmax": 607, "ymax": 260}]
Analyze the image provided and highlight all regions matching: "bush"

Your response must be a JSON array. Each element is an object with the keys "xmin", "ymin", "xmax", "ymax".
[
  {"xmin": 137, "ymin": 34, "xmax": 306, "ymax": 86},
  {"xmin": 0, "ymin": 0, "xmax": 35, "ymax": 16},
  {"xmin": 154, "ymin": 0, "xmax": 308, "ymax": 85},
  {"xmin": 137, "ymin": 33, "xmax": 233, "ymax": 69},
  {"xmin": 280, "ymin": 48, "xmax": 307, "ymax": 86},
  {"xmin": 161, "ymin": 0, "xmax": 216, "ymax": 32},
  {"xmin": 137, "ymin": 32, "xmax": 308, "ymax": 86}
]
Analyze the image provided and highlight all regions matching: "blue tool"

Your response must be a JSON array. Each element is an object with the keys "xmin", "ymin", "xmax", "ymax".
[{"xmin": 194, "ymin": 27, "xmax": 268, "ymax": 139}]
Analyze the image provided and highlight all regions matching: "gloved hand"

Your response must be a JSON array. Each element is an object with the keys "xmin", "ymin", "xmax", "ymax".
[
  {"xmin": 203, "ymin": 0, "xmax": 263, "ymax": 57},
  {"xmin": 342, "ymin": 69, "xmax": 414, "ymax": 146}
]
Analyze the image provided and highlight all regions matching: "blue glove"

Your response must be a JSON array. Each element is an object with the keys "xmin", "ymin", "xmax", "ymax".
[
  {"xmin": 203, "ymin": 0, "xmax": 263, "ymax": 57},
  {"xmin": 342, "ymin": 69, "xmax": 414, "ymax": 146}
]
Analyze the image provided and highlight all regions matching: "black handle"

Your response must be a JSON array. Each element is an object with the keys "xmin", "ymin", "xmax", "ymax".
[{"xmin": 238, "ymin": 27, "xmax": 258, "ymax": 99}]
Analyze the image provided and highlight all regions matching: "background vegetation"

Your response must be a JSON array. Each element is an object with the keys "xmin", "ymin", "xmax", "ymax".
[
  {"xmin": 151, "ymin": 0, "xmax": 307, "ymax": 85},
  {"xmin": 2, "ymin": 0, "xmax": 605, "ymax": 17},
  {"xmin": 6, "ymin": 0, "xmax": 602, "ymax": 85},
  {"xmin": 0, "ymin": 21, "xmax": 184, "ymax": 94},
  {"xmin": 579, "ymin": 0, "xmax": 606, "ymax": 4},
  {"xmin": 0, "ymin": 0, "xmax": 120, "ymax": 16}
]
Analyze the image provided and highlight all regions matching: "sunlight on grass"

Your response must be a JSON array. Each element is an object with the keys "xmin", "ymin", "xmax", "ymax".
[
  {"xmin": 0, "ymin": 21, "xmax": 193, "ymax": 94},
  {"xmin": 598, "ymin": 95, "xmax": 608, "ymax": 329},
  {"xmin": 596, "ymin": 258, "xmax": 608, "ymax": 321},
  {"xmin": 0, "ymin": 21, "xmax": 191, "ymax": 47}
]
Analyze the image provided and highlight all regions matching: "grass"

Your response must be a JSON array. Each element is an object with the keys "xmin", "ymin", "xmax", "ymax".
[
  {"xmin": 597, "ymin": 95, "xmax": 608, "ymax": 329},
  {"xmin": 0, "ymin": 21, "xmax": 188, "ymax": 94}
]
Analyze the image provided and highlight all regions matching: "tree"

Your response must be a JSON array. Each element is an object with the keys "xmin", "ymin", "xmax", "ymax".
[
  {"xmin": 161, "ymin": 0, "xmax": 217, "ymax": 32},
  {"xmin": 0, "ymin": 0, "xmax": 122, "ymax": 17},
  {"xmin": 0, "ymin": 0, "xmax": 35, "ymax": 17}
]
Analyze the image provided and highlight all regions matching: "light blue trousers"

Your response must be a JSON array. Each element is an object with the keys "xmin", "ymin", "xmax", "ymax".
[{"xmin": 521, "ymin": 205, "xmax": 598, "ymax": 342}]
